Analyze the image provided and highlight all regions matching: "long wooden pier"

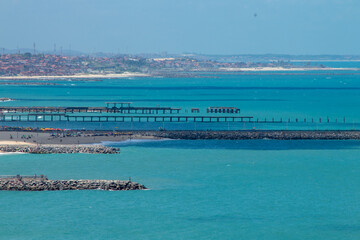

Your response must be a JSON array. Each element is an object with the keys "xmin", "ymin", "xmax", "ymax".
[
  {"xmin": 0, "ymin": 103, "xmax": 345, "ymax": 124},
  {"xmin": 0, "ymin": 114, "xmax": 253, "ymax": 123},
  {"xmin": 0, "ymin": 106, "xmax": 181, "ymax": 114},
  {"xmin": 0, "ymin": 113, "xmax": 346, "ymax": 124}
]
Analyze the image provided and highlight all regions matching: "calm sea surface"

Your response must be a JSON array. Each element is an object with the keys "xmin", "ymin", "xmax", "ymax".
[
  {"xmin": 1, "ymin": 66, "xmax": 360, "ymax": 239},
  {"xmin": 2, "ymin": 68, "xmax": 360, "ymax": 130}
]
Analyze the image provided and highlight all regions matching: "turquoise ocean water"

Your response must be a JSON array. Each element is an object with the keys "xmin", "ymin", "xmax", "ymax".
[
  {"xmin": 2, "ymin": 68, "xmax": 360, "ymax": 130},
  {"xmin": 1, "ymin": 66, "xmax": 360, "ymax": 239}
]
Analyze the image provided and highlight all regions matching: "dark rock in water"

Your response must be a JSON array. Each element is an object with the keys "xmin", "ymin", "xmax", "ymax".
[
  {"xmin": 0, "ymin": 144, "xmax": 120, "ymax": 154},
  {"xmin": 0, "ymin": 176, "xmax": 146, "ymax": 191}
]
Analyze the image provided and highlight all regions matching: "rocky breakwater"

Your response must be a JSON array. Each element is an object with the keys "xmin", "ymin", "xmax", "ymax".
[
  {"xmin": 0, "ymin": 177, "xmax": 146, "ymax": 191},
  {"xmin": 152, "ymin": 130, "xmax": 360, "ymax": 140},
  {"xmin": 0, "ymin": 97, "xmax": 14, "ymax": 102},
  {"xmin": 0, "ymin": 144, "xmax": 120, "ymax": 154}
]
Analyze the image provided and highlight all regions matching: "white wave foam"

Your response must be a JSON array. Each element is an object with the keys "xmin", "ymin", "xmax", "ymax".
[
  {"xmin": 100, "ymin": 138, "xmax": 172, "ymax": 146},
  {"xmin": 0, "ymin": 152, "xmax": 27, "ymax": 155}
]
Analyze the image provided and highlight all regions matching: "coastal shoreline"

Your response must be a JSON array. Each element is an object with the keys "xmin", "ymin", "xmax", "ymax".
[
  {"xmin": 0, "ymin": 131, "xmax": 158, "ymax": 145},
  {"xmin": 1, "ymin": 67, "xmax": 359, "ymax": 81},
  {"xmin": 218, "ymin": 67, "xmax": 360, "ymax": 71},
  {"xmin": 1, "ymin": 130, "xmax": 360, "ymax": 147}
]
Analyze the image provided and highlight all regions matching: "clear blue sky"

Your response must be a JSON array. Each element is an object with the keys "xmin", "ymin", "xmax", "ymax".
[{"xmin": 1, "ymin": 0, "xmax": 359, "ymax": 54}]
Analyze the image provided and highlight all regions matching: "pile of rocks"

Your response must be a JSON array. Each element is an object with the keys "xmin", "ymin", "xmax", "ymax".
[
  {"xmin": 0, "ymin": 144, "xmax": 120, "ymax": 154},
  {"xmin": 0, "ymin": 177, "xmax": 146, "ymax": 191},
  {"xmin": 152, "ymin": 130, "xmax": 360, "ymax": 140}
]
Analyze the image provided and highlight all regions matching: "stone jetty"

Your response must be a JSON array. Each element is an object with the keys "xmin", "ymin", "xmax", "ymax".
[
  {"xmin": 151, "ymin": 130, "xmax": 360, "ymax": 140},
  {"xmin": 0, "ymin": 176, "xmax": 146, "ymax": 191},
  {"xmin": 0, "ymin": 144, "xmax": 120, "ymax": 154}
]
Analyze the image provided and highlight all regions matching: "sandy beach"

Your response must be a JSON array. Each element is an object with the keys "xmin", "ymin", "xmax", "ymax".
[
  {"xmin": 0, "ymin": 139, "xmax": 34, "ymax": 153},
  {"xmin": 1, "ymin": 68, "xmax": 359, "ymax": 81},
  {"xmin": 0, "ymin": 141, "xmax": 35, "ymax": 145},
  {"xmin": 0, "ymin": 72, "xmax": 150, "ymax": 80},
  {"xmin": 0, "ymin": 131, "xmax": 158, "ymax": 145},
  {"xmin": 0, "ymin": 131, "xmax": 156, "ymax": 153}
]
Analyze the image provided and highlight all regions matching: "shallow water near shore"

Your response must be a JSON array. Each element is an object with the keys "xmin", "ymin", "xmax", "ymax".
[{"xmin": 0, "ymin": 140, "xmax": 360, "ymax": 239}]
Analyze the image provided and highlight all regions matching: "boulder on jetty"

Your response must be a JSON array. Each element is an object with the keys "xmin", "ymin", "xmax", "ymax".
[
  {"xmin": 0, "ymin": 144, "xmax": 120, "ymax": 154},
  {"xmin": 0, "ymin": 175, "xmax": 146, "ymax": 191}
]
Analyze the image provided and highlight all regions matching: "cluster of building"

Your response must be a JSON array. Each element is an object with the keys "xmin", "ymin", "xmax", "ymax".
[
  {"xmin": 145, "ymin": 57, "xmax": 297, "ymax": 71},
  {"xmin": 0, "ymin": 54, "xmax": 148, "ymax": 76},
  {"xmin": 0, "ymin": 53, "xmax": 300, "ymax": 76},
  {"xmin": 0, "ymin": 54, "xmax": 86, "ymax": 76}
]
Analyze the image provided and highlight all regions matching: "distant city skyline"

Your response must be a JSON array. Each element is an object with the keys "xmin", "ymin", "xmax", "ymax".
[{"xmin": 1, "ymin": 0, "xmax": 360, "ymax": 55}]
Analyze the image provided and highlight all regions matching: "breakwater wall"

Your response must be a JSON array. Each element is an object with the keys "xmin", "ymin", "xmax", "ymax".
[
  {"xmin": 150, "ymin": 130, "xmax": 360, "ymax": 140},
  {"xmin": 0, "ymin": 144, "xmax": 120, "ymax": 154},
  {"xmin": 0, "ymin": 178, "xmax": 146, "ymax": 191}
]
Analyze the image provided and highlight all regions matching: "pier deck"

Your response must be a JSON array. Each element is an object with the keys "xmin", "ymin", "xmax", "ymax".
[
  {"xmin": 0, "ymin": 114, "xmax": 253, "ymax": 123},
  {"xmin": 0, "ymin": 106, "xmax": 181, "ymax": 114}
]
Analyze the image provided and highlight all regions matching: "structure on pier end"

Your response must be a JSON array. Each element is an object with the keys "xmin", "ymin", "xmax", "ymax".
[{"xmin": 207, "ymin": 107, "xmax": 240, "ymax": 114}]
